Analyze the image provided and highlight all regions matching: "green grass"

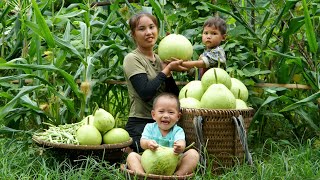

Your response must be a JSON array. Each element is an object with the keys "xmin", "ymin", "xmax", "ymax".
[
  {"xmin": 1, "ymin": 134, "xmax": 320, "ymax": 180},
  {"xmin": 215, "ymin": 139, "xmax": 320, "ymax": 179}
]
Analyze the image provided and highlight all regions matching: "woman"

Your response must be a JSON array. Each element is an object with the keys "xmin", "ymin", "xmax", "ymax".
[{"xmin": 123, "ymin": 12, "xmax": 187, "ymax": 153}]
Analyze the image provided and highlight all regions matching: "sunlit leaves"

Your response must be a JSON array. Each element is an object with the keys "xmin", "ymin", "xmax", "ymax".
[
  {"xmin": 302, "ymin": 0, "xmax": 318, "ymax": 53},
  {"xmin": 31, "ymin": 0, "xmax": 55, "ymax": 48},
  {"xmin": 280, "ymin": 91, "xmax": 320, "ymax": 112},
  {"xmin": 0, "ymin": 85, "xmax": 43, "ymax": 121}
]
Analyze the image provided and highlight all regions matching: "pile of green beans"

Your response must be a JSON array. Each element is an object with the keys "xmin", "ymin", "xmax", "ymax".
[{"xmin": 34, "ymin": 122, "xmax": 85, "ymax": 145}]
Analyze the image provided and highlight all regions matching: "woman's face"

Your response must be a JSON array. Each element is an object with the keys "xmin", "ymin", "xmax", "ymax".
[{"xmin": 132, "ymin": 16, "xmax": 158, "ymax": 49}]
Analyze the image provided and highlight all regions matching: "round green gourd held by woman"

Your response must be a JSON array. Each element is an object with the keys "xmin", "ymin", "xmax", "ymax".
[{"xmin": 158, "ymin": 34, "xmax": 193, "ymax": 62}]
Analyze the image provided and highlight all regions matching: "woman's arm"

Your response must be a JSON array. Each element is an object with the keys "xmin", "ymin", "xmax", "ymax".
[
  {"xmin": 130, "ymin": 72, "xmax": 167, "ymax": 102},
  {"xmin": 165, "ymin": 76, "xmax": 179, "ymax": 96},
  {"xmin": 162, "ymin": 60, "xmax": 188, "ymax": 75},
  {"xmin": 130, "ymin": 60, "xmax": 187, "ymax": 101}
]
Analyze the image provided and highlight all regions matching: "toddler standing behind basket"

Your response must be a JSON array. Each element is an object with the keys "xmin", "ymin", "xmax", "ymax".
[{"xmin": 178, "ymin": 16, "xmax": 227, "ymax": 79}]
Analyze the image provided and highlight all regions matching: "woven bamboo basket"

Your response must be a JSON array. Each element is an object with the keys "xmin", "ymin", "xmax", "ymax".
[
  {"xmin": 179, "ymin": 108, "xmax": 255, "ymax": 173},
  {"xmin": 120, "ymin": 164, "xmax": 194, "ymax": 180},
  {"xmin": 33, "ymin": 136, "xmax": 132, "ymax": 162}
]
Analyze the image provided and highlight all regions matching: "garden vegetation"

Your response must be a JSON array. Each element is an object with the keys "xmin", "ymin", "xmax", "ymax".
[{"xmin": 0, "ymin": 0, "xmax": 319, "ymax": 179}]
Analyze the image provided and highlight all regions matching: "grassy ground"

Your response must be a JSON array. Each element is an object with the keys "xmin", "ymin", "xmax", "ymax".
[{"xmin": 1, "ymin": 134, "xmax": 320, "ymax": 180}]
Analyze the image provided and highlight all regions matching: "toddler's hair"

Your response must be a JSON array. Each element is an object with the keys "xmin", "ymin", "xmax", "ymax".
[
  {"xmin": 153, "ymin": 92, "xmax": 181, "ymax": 111},
  {"xmin": 203, "ymin": 16, "xmax": 227, "ymax": 35}
]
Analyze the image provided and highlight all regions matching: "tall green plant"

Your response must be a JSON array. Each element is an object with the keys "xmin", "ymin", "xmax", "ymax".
[
  {"xmin": 1, "ymin": 0, "xmax": 319, "ymax": 144},
  {"xmin": 207, "ymin": 0, "xmax": 320, "ymax": 142},
  {"xmin": 0, "ymin": 0, "xmax": 131, "ymax": 130}
]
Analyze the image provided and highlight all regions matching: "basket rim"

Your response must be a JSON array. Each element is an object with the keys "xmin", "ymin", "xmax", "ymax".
[
  {"xmin": 120, "ymin": 164, "xmax": 194, "ymax": 179},
  {"xmin": 181, "ymin": 107, "xmax": 255, "ymax": 112},
  {"xmin": 180, "ymin": 107, "xmax": 255, "ymax": 116},
  {"xmin": 32, "ymin": 135, "xmax": 133, "ymax": 150}
]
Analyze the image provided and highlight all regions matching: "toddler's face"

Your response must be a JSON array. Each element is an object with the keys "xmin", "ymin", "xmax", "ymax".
[
  {"xmin": 202, "ymin": 25, "xmax": 226, "ymax": 49},
  {"xmin": 151, "ymin": 97, "xmax": 181, "ymax": 132}
]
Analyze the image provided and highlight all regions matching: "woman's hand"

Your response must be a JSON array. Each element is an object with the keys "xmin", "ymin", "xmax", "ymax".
[
  {"xmin": 161, "ymin": 58, "xmax": 188, "ymax": 77},
  {"xmin": 169, "ymin": 57, "xmax": 186, "ymax": 62},
  {"xmin": 164, "ymin": 60, "xmax": 188, "ymax": 72}
]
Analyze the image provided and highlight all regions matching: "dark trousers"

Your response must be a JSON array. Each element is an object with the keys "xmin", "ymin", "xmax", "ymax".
[{"xmin": 125, "ymin": 117, "xmax": 154, "ymax": 153}]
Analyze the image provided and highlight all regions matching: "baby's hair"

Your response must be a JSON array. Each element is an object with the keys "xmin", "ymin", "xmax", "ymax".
[
  {"xmin": 153, "ymin": 92, "xmax": 181, "ymax": 111},
  {"xmin": 203, "ymin": 16, "xmax": 227, "ymax": 35},
  {"xmin": 129, "ymin": 12, "xmax": 159, "ymax": 36}
]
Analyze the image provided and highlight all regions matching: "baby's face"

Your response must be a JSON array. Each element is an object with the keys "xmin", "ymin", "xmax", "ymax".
[
  {"xmin": 202, "ymin": 25, "xmax": 226, "ymax": 49},
  {"xmin": 151, "ymin": 97, "xmax": 180, "ymax": 131}
]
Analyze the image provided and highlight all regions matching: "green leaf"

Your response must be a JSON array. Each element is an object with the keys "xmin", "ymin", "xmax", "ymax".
[
  {"xmin": 20, "ymin": 95, "xmax": 39, "ymax": 110},
  {"xmin": 253, "ymin": 96, "xmax": 280, "ymax": 120},
  {"xmin": 0, "ymin": 91, "xmax": 13, "ymax": 99},
  {"xmin": 0, "ymin": 126, "xmax": 23, "ymax": 134},
  {"xmin": 259, "ymin": 10, "xmax": 270, "ymax": 29},
  {"xmin": 24, "ymin": 20, "xmax": 43, "ymax": 37},
  {"xmin": 79, "ymin": 22, "xmax": 89, "ymax": 50},
  {"xmin": 296, "ymin": 109, "xmax": 319, "ymax": 131},
  {"xmin": 280, "ymin": 91, "xmax": 320, "ymax": 112},
  {"xmin": 63, "ymin": 21, "xmax": 71, "ymax": 41},
  {"xmin": 264, "ymin": 50, "xmax": 302, "ymax": 60},
  {"xmin": 241, "ymin": 68, "xmax": 271, "ymax": 77},
  {"xmin": 0, "ymin": 85, "xmax": 43, "ymax": 120},
  {"xmin": 31, "ymin": 0, "xmax": 55, "ymax": 48},
  {"xmin": 302, "ymin": 0, "xmax": 318, "ymax": 53},
  {"xmin": 206, "ymin": 3, "xmax": 256, "ymax": 38},
  {"xmin": 277, "ymin": 61, "xmax": 290, "ymax": 84},
  {"xmin": 142, "ymin": 6, "xmax": 153, "ymax": 14},
  {"xmin": 284, "ymin": 17, "xmax": 304, "ymax": 36},
  {"xmin": 92, "ymin": 44, "xmax": 127, "ymax": 59},
  {"xmin": 6, "ymin": 17, "xmax": 23, "ymax": 60},
  {"xmin": 54, "ymin": 35, "xmax": 83, "ymax": 60},
  {"xmin": 302, "ymin": 71, "xmax": 318, "ymax": 90},
  {"xmin": 56, "ymin": 10, "xmax": 86, "ymax": 19},
  {"xmin": 0, "ymin": 58, "xmax": 6, "ymax": 63},
  {"xmin": 0, "ymin": 63, "xmax": 81, "ymax": 98},
  {"xmin": 149, "ymin": 0, "xmax": 164, "ymax": 20},
  {"xmin": 0, "ymin": 4, "xmax": 11, "ymax": 26},
  {"xmin": 47, "ymin": 86, "xmax": 76, "ymax": 115},
  {"xmin": 0, "ymin": 74, "xmax": 51, "ymax": 85},
  {"xmin": 263, "ymin": 0, "xmax": 297, "ymax": 49}
]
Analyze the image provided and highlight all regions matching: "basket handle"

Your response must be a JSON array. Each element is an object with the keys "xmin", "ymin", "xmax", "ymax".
[
  {"xmin": 232, "ymin": 115, "xmax": 253, "ymax": 165},
  {"xmin": 193, "ymin": 116, "xmax": 207, "ymax": 172}
]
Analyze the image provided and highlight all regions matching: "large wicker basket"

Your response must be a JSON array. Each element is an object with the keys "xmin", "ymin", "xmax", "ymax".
[
  {"xmin": 32, "ymin": 136, "xmax": 132, "ymax": 163},
  {"xmin": 179, "ymin": 108, "xmax": 254, "ymax": 173}
]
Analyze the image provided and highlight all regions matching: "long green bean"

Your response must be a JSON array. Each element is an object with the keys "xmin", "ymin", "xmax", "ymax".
[{"xmin": 34, "ymin": 122, "xmax": 85, "ymax": 145}]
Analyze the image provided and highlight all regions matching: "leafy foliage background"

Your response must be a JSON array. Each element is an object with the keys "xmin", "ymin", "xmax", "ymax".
[{"xmin": 0, "ymin": 0, "xmax": 319, "ymax": 145}]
